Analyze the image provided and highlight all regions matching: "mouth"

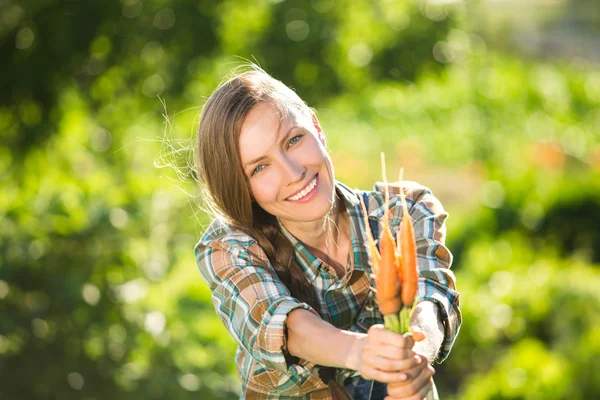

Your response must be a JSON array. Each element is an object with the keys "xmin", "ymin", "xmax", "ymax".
[{"xmin": 286, "ymin": 174, "xmax": 319, "ymax": 202}]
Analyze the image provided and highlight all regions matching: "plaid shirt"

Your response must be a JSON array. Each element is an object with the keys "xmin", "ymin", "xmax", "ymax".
[{"xmin": 195, "ymin": 181, "xmax": 461, "ymax": 399}]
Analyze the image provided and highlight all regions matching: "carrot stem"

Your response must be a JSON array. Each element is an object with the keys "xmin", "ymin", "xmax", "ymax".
[{"xmin": 384, "ymin": 314, "xmax": 400, "ymax": 333}]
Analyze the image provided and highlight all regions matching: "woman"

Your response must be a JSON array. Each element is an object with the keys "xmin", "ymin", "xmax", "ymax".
[{"xmin": 194, "ymin": 66, "xmax": 461, "ymax": 399}]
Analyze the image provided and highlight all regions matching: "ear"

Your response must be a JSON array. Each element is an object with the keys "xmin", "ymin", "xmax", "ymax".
[{"xmin": 311, "ymin": 113, "xmax": 326, "ymax": 146}]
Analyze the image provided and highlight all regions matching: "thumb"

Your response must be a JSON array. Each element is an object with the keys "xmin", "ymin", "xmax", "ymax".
[{"xmin": 411, "ymin": 328, "xmax": 426, "ymax": 342}]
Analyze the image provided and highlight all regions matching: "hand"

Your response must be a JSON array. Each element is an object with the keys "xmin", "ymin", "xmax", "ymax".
[
  {"xmin": 354, "ymin": 325, "xmax": 423, "ymax": 383},
  {"xmin": 385, "ymin": 354, "xmax": 435, "ymax": 400},
  {"xmin": 410, "ymin": 301, "xmax": 444, "ymax": 363}
]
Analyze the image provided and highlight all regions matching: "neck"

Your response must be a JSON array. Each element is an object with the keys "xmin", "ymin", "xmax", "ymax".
[{"xmin": 280, "ymin": 192, "xmax": 349, "ymax": 253}]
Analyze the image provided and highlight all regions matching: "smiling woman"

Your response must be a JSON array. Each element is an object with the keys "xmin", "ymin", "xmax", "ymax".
[
  {"xmin": 193, "ymin": 65, "xmax": 461, "ymax": 400},
  {"xmin": 239, "ymin": 102, "xmax": 335, "ymax": 224}
]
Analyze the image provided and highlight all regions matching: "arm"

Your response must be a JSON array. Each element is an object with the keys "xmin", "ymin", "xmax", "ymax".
[
  {"xmin": 287, "ymin": 308, "xmax": 366, "ymax": 370},
  {"xmin": 195, "ymin": 237, "xmax": 326, "ymax": 395},
  {"xmin": 407, "ymin": 183, "xmax": 461, "ymax": 363},
  {"xmin": 196, "ymin": 234, "xmax": 419, "ymax": 394},
  {"xmin": 288, "ymin": 308, "xmax": 423, "ymax": 383}
]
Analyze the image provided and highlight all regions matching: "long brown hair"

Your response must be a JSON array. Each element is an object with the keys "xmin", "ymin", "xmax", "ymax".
[
  {"xmin": 195, "ymin": 66, "xmax": 319, "ymax": 309},
  {"xmin": 195, "ymin": 67, "xmax": 350, "ymax": 399}
]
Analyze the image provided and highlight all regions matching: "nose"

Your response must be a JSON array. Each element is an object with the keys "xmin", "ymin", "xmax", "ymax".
[{"xmin": 280, "ymin": 153, "xmax": 306, "ymax": 186}]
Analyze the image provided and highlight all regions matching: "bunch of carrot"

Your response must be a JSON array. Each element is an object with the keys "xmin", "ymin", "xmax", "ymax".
[{"xmin": 360, "ymin": 153, "xmax": 418, "ymax": 334}]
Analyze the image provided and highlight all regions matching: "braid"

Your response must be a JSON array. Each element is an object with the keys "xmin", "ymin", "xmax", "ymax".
[
  {"xmin": 241, "ymin": 205, "xmax": 351, "ymax": 400},
  {"xmin": 243, "ymin": 203, "xmax": 320, "ymax": 311}
]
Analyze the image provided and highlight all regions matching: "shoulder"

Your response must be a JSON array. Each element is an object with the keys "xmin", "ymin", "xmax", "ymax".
[
  {"xmin": 365, "ymin": 179, "xmax": 434, "ymax": 211},
  {"xmin": 194, "ymin": 217, "xmax": 272, "ymax": 283},
  {"xmin": 196, "ymin": 217, "xmax": 257, "ymax": 253},
  {"xmin": 357, "ymin": 180, "xmax": 448, "ymax": 234}
]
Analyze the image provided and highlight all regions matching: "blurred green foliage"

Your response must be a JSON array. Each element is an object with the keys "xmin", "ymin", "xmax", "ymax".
[{"xmin": 1, "ymin": 0, "xmax": 599, "ymax": 399}]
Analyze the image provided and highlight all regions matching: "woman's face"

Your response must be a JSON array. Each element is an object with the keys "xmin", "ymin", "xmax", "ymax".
[{"xmin": 239, "ymin": 102, "xmax": 335, "ymax": 225}]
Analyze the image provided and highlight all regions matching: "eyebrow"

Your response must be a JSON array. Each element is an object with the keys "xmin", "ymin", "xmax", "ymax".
[{"xmin": 243, "ymin": 125, "xmax": 301, "ymax": 169}]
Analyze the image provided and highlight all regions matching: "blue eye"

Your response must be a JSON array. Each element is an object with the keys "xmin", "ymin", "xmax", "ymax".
[
  {"xmin": 288, "ymin": 135, "xmax": 303, "ymax": 147},
  {"xmin": 251, "ymin": 165, "xmax": 265, "ymax": 176}
]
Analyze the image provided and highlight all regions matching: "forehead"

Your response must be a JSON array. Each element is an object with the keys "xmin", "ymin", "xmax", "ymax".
[{"xmin": 238, "ymin": 102, "xmax": 306, "ymax": 164}]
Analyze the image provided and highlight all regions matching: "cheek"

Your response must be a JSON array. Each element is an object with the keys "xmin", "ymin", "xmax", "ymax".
[
  {"xmin": 249, "ymin": 174, "xmax": 281, "ymax": 205},
  {"xmin": 298, "ymin": 136, "xmax": 329, "ymax": 164}
]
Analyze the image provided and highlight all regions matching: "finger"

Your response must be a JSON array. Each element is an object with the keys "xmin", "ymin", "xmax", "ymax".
[
  {"xmin": 387, "ymin": 366, "xmax": 434, "ymax": 398},
  {"xmin": 368, "ymin": 324, "xmax": 415, "ymax": 349},
  {"xmin": 364, "ymin": 344, "xmax": 415, "ymax": 362},
  {"xmin": 410, "ymin": 329, "xmax": 426, "ymax": 343},
  {"xmin": 362, "ymin": 354, "xmax": 423, "ymax": 373},
  {"xmin": 386, "ymin": 380, "xmax": 433, "ymax": 400},
  {"xmin": 408, "ymin": 380, "xmax": 433, "ymax": 400},
  {"xmin": 379, "ymin": 329, "xmax": 415, "ymax": 349},
  {"xmin": 360, "ymin": 366, "xmax": 408, "ymax": 384},
  {"xmin": 389, "ymin": 360, "xmax": 429, "ymax": 385}
]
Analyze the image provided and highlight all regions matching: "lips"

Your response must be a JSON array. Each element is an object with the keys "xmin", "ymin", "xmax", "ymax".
[{"xmin": 286, "ymin": 175, "xmax": 318, "ymax": 201}]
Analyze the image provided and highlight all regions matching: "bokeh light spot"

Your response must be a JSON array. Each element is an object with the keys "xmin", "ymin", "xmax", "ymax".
[
  {"xmin": 116, "ymin": 279, "xmax": 148, "ymax": 303},
  {"xmin": 2, "ymin": 5, "xmax": 24, "ymax": 29},
  {"xmin": 560, "ymin": 125, "xmax": 587, "ymax": 158},
  {"xmin": 480, "ymin": 180, "xmax": 505, "ymax": 208},
  {"xmin": 424, "ymin": 3, "xmax": 447, "ymax": 21},
  {"xmin": 145, "ymin": 311, "xmax": 166, "ymax": 336},
  {"xmin": 490, "ymin": 303, "xmax": 513, "ymax": 329},
  {"xmin": 141, "ymin": 41, "xmax": 164, "ymax": 65},
  {"xmin": 286, "ymin": 20, "xmax": 310, "ymax": 42},
  {"xmin": 584, "ymin": 73, "xmax": 600, "ymax": 103},
  {"xmin": 468, "ymin": 34, "xmax": 487, "ymax": 55},
  {"xmin": 489, "ymin": 270, "xmax": 513, "ymax": 297},
  {"xmin": 312, "ymin": 0, "xmax": 334, "ymax": 13},
  {"xmin": 15, "ymin": 27, "xmax": 34, "ymax": 50},
  {"xmin": 28, "ymin": 240, "xmax": 46, "ymax": 260},
  {"xmin": 528, "ymin": 261, "xmax": 551, "ymax": 287},
  {"xmin": 0, "ymin": 335, "xmax": 9, "ymax": 354},
  {"xmin": 109, "ymin": 324, "xmax": 127, "ymax": 342},
  {"xmin": 82, "ymin": 283, "xmax": 101, "ymax": 306},
  {"xmin": 0, "ymin": 281, "xmax": 9, "ymax": 299},
  {"xmin": 153, "ymin": 9, "xmax": 176, "ymax": 30},
  {"xmin": 108, "ymin": 342, "xmax": 126, "ymax": 361},
  {"xmin": 142, "ymin": 74, "xmax": 165, "ymax": 97},
  {"xmin": 122, "ymin": 0, "xmax": 142, "ymax": 18},
  {"xmin": 386, "ymin": 11, "xmax": 410, "ymax": 31},
  {"xmin": 19, "ymin": 100, "xmax": 42, "ymax": 126},
  {"xmin": 90, "ymin": 36, "xmax": 112, "ymax": 59},
  {"xmin": 32, "ymin": 318, "xmax": 49, "ymax": 339},
  {"xmin": 521, "ymin": 202, "xmax": 544, "ymax": 230},
  {"xmin": 348, "ymin": 43, "xmax": 373, "ymax": 67},
  {"xmin": 488, "ymin": 240, "xmax": 513, "ymax": 267},
  {"xmin": 67, "ymin": 372, "xmax": 84, "ymax": 390},
  {"xmin": 90, "ymin": 128, "xmax": 112, "ymax": 152},
  {"xmin": 507, "ymin": 368, "xmax": 528, "ymax": 389},
  {"xmin": 110, "ymin": 208, "xmax": 129, "ymax": 229},
  {"xmin": 145, "ymin": 259, "xmax": 167, "ymax": 281},
  {"xmin": 179, "ymin": 373, "xmax": 200, "ymax": 391},
  {"xmin": 433, "ymin": 41, "xmax": 455, "ymax": 64}
]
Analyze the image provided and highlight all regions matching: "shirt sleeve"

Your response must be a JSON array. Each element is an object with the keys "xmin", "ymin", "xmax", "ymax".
[
  {"xmin": 404, "ymin": 183, "xmax": 462, "ymax": 362},
  {"xmin": 194, "ymin": 236, "xmax": 327, "ymax": 394},
  {"xmin": 375, "ymin": 181, "xmax": 462, "ymax": 362}
]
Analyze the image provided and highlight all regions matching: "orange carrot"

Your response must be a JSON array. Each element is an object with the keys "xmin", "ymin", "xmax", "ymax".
[
  {"xmin": 378, "ymin": 217, "xmax": 401, "ymax": 315},
  {"xmin": 396, "ymin": 229, "xmax": 403, "ymax": 288},
  {"xmin": 358, "ymin": 192, "xmax": 380, "ymax": 277},
  {"xmin": 398, "ymin": 178, "xmax": 418, "ymax": 308},
  {"xmin": 377, "ymin": 153, "xmax": 402, "ymax": 316}
]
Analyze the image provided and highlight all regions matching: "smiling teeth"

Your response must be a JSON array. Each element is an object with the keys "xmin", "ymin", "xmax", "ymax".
[{"xmin": 288, "ymin": 177, "xmax": 317, "ymax": 201}]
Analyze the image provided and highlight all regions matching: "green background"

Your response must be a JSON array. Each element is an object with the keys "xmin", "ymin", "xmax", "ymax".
[{"xmin": 1, "ymin": 0, "xmax": 599, "ymax": 399}]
